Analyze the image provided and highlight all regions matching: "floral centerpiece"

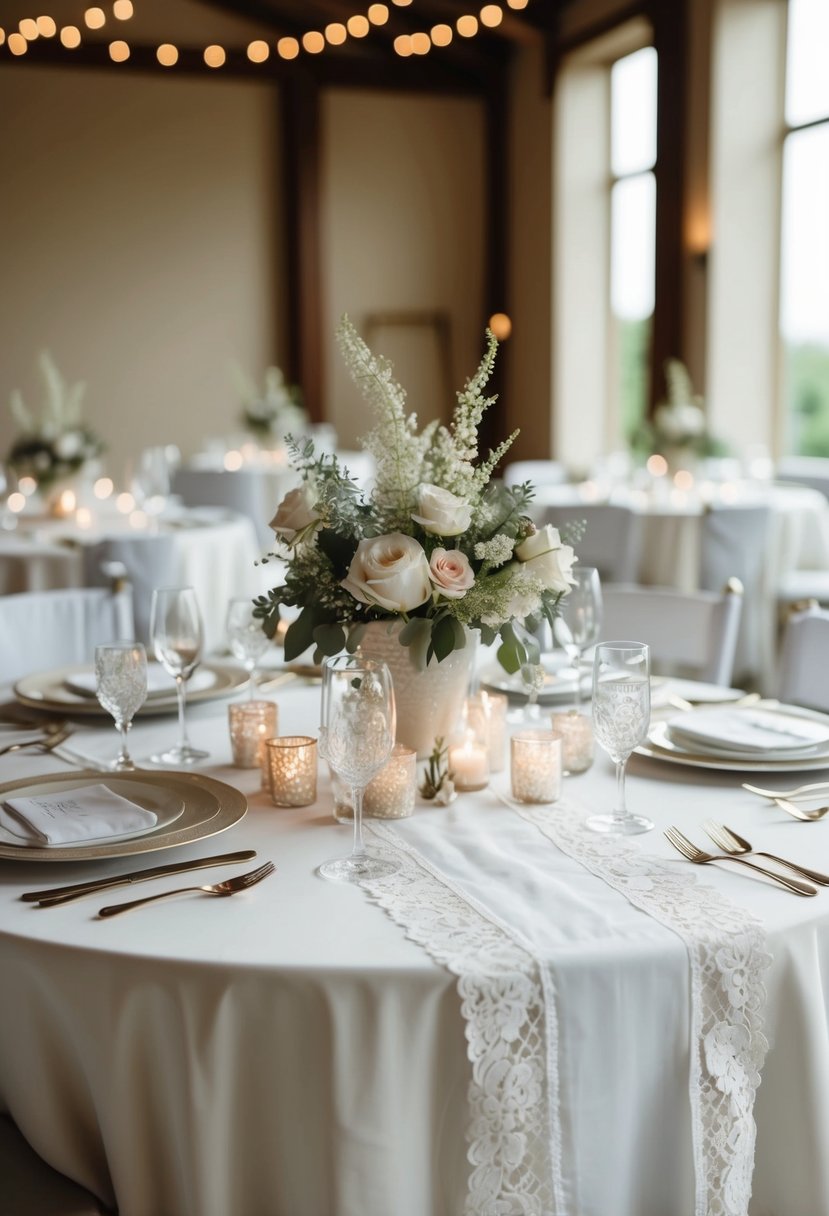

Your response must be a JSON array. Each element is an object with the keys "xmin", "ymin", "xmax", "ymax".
[
  {"xmin": 255, "ymin": 316, "xmax": 577, "ymax": 753},
  {"xmin": 6, "ymin": 351, "xmax": 103, "ymax": 491},
  {"xmin": 232, "ymin": 363, "xmax": 308, "ymax": 445},
  {"xmin": 630, "ymin": 358, "xmax": 728, "ymax": 474}
]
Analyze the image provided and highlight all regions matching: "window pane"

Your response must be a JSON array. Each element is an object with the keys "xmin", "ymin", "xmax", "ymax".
[
  {"xmin": 781, "ymin": 123, "xmax": 829, "ymax": 454},
  {"xmin": 786, "ymin": 0, "xmax": 829, "ymax": 128},
  {"xmin": 611, "ymin": 172, "xmax": 655, "ymax": 436},
  {"xmin": 611, "ymin": 47, "xmax": 657, "ymax": 177}
]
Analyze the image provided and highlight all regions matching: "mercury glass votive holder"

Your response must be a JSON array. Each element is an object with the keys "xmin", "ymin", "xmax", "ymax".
[
  {"xmin": 267, "ymin": 735, "xmax": 318, "ymax": 807},
  {"xmin": 228, "ymin": 701, "xmax": 278, "ymax": 768},
  {"xmin": 550, "ymin": 710, "xmax": 594, "ymax": 775},
  {"xmin": 511, "ymin": 731, "xmax": 562, "ymax": 804},
  {"xmin": 330, "ymin": 744, "xmax": 417, "ymax": 822}
]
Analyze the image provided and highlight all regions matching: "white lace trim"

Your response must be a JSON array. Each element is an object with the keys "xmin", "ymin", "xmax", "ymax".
[
  {"xmin": 513, "ymin": 799, "xmax": 771, "ymax": 1216},
  {"xmin": 362, "ymin": 822, "xmax": 559, "ymax": 1216}
]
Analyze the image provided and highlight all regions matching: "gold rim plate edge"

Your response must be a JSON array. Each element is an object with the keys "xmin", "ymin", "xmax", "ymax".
[{"xmin": 13, "ymin": 662, "xmax": 249, "ymax": 718}]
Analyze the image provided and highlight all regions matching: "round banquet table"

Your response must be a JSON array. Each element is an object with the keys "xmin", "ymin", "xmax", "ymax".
[{"xmin": 0, "ymin": 678, "xmax": 828, "ymax": 1216}]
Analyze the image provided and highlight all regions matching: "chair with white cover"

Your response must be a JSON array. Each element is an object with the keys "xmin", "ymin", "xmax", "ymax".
[
  {"xmin": 535, "ymin": 503, "xmax": 644, "ymax": 584},
  {"xmin": 0, "ymin": 1115, "xmax": 113, "ymax": 1216},
  {"xmin": 777, "ymin": 603, "xmax": 829, "ymax": 712},
  {"xmin": 776, "ymin": 456, "xmax": 829, "ymax": 500},
  {"xmin": 172, "ymin": 467, "xmax": 295, "ymax": 550},
  {"xmin": 0, "ymin": 584, "xmax": 134, "ymax": 685},
  {"xmin": 599, "ymin": 581, "xmax": 744, "ymax": 686},
  {"xmin": 502, "ymin": 460, "xmax": 569, "ymax": 490}
]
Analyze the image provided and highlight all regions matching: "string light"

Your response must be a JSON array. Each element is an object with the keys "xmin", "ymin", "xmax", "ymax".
[
  {"xmin": 480, "ymin": 5, "xmax": 503, "ymax": 27},
  {"xmin": 410, "ymin": 31, "xmax": 430, "ymax": 54},
  {"xmin": 325, "ymin": 23, "xmax": 347, "ymax": 44},
  {"xmin": 456, "ymin": 14, "xmax": 478, "ymax": 36},
  {"xmin": 347, "ymin": 14, "xmax": 369, "ymax": 37},
  {"xmin": 156, "ymin": 42, "xmax": 177, "ymax": 65},
  {"xmin": 36, "ymin": 16, "xmax": 56, "ymax": 36},
  {"xmin": 109, "ymin": 38, "xmax": 129, "ymax": 60},
  {"xmin": 8, "ymin": 32, "xmax": 27, "ymax": 54},
  {"xmin": 367, "ymin": 4, "xmax": 389, "ymax": 23},
  {"xmin": 112, "ymin": 0, "xmax": 133, "ymax": 17},
  {"xmin": 84, "ymin": 7, "xmax": 105, "ymax": 29},
  {"xmin": 19, "ymin": 18, "xmax": 39, "ymax": 39},
  {"xmin": 247, "ymin": 39, "xmax": 269, "ymax": 62},
  {"xmin": 277, "ymin": 36, "xmax": 299, "ymax": 59},
  {"xmin": 431, "ymin": 23, "xmax": 452, "ymax": 46},
  {"xmin": 60, "ymin": 25, "xmax": 81, "ymax": 47},
  {"xmin": 301, "ymin": 30, "xmax": 324, "ymax": 53},
  {"xmin": 203, "ymin": 44, "xmax": 225, "ymax": 67},
  {"xmin": 0, "ymin": 29, "xmax": 5, "ymax": 46}
]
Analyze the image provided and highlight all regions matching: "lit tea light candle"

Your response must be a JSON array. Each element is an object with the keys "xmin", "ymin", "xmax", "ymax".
[
  {"xmin": 94, "ymin": 476, "xmax": 114, "ymax": 500},
  {"xmin": 466, "ymin": 691, "xmax": 508, "ymax": 773},
  {"xmin": 228, "ymin": 700, "xmax": 278, "ymax": 768},
  {"xmin": 550, "ymin": 710, "xmax": 594, "ymax": 775},
  {"xmin": 7, "ymin": 492, "xmax": 26, "ymax": 514},
  {"xmin": 511, "ymin": 730, "xmax": 562, "ymax": 804},
  {"xmin": 223, "ymin": 450, "xmax": 243, "ymax": 471},
  {"xmin": 449, "ymin": 729, "xmax": 489, "ymax": 792},
  {"xmin": 75, "ymin": 506, "xmax": 93, "ymax": 530},
  {"xmin": 17, "ymin": 476, "xmax": 37, "ymax": 496},
  {"xmin": 116, "ymin": 491, "xmax": 135, "ymax": 514},
  {"xmin": 56, "ymin": 488, "xmax": 76, "ymax": 516},
  {"xmin": 363, "ymin": 744, "xmax": 416, "ymax": 818},
  {"xmin": 267, "ymin": 735, "xmax": 317, "ymax": 807}
]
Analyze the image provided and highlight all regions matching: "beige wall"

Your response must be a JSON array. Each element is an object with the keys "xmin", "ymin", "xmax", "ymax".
[{"xmin": 0, "ymin": 68, "xmax": 282, "ymax": 481}]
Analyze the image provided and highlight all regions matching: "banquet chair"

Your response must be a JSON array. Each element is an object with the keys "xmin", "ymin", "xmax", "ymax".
[
  {"xmin": 0, "ymin": 1115, "xmax": 114, "ymax": 1216},
  {"xmin": 172, "ymin": 466, "xmax": 291, "ymax": 549},
  {"xmin": 599, "ymin": 580, "xmax": 744, "ymax": 686},
  {"xmin": 776, "ymin": 455, "xmax": 829, "ymax": 500},
  {"xmin": 0, "ymin": 584, "xmax": 134, "ymax": 685},
  {"xmin": 502, "ymin": 459, "xmax": 569, "ymax": 489},
  {"xmin": 535, "ymin": 503, "xmax": 643, "ymax": 583},
  {"xmin": 777, "ymin": 603, "xmax": 829, "ymax": 712}
]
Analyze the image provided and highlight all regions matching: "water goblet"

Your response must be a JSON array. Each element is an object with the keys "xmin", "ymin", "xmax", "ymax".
[
  {"xmin": 95, "ymin": 642, "xmax": 148, "ymax": 771},
  {"xmin": 588, "ymin": 640, "xmax": 653, "ymax": 835},
  {"xmin": 317, "ymin": 655, "xmax": 399, "ymax": 883},
  {"xmin": 149, "ymin": 586, "xmax": 209, "ymax": 764},
  {"xmin": 226, "ymin": 597, "xmax": 270, "ymax": 698},
  {"xmin": 557, "ymin": 566, "xmax": 603, "ymax": 707}
]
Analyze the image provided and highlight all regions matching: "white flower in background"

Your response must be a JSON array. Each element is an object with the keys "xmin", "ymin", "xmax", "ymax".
[
  {"xmin": 411, "ymin": 483, "xmax": 473, "ymax": 537},
  {"xmin": 54, "ymin": 430, "xmax": 83, "ymax": 460},
  {"xmin": 269, "ymin": 484, "xmax": 319, "ymax": 543},
  {"xmin": 515, "ymin": 525, "xmax": 576, "ymax": 594},
  {"xmin": 342, "ymin": 533, "xmax": 432, "ymax": 613},
  {"xmin": 428, "ymin": 548, "xmax": 474, "ymax": 599}
]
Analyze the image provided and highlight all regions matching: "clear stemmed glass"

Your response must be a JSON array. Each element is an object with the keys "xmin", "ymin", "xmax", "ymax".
[
  {"xmin": 226, "ymin": 597, "xmax": 270, "ymax": 699},
  {"xmin": 589, "ymin": 640, "xmax": 653, "ymax": 835},
  {"xmin": 317, "ymin": 655, "xmax": 399, "ymax": 883},
  {"xmin": 149, "ymin": 586, "xmax": 209, "ymax": 765},
  {"xmin": 510, "ymin": 620, "xmax": 547, "ymax": 723},
  {"xmin": 95, "ymin": 642, "xmax": 148, "ymax": 771},
  {"xmin": 558, "ymin": 567, "xmax": 603, "ymax": 707}
]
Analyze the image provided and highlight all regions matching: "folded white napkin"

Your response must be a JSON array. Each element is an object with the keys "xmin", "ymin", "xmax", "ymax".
[
  {"xmin": 667, "ymin": 708, "xmax": 829, "ymax": 755},
  {"xmin": 64, "ymin": 665, "xmax": 216, "ymax": 699},
  {"xmin": 0, "ymin": 783, "xmax": 157, "ymax": 845}
]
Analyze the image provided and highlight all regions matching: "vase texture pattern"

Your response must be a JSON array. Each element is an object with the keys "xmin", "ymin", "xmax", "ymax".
[{"xmin": 357, "ymin": 621, "xmax": 475, "ymax": 758}]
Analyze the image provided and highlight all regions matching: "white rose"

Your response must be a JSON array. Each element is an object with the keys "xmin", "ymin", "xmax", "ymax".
[
  {"xmin": 515, "ymin": 524, "xmax": 577, "ymax": 594},
  {"xmin": 341, "ymin": 533, "xmax": 432, "ymax": 613},
  {"xmin": 411, "ymin": 483, "xmax": 472, "ymax": 537},
  {"xmin": 269, "ymin": 484, "xmax": 318, "ymax": 543},
  {"xmin": 428, "ymin": 547, "xmax": 474, "ymax": 599},
  {"xmin": 54, "ymin": 431, "xmax": 83, "ymax": 460}
]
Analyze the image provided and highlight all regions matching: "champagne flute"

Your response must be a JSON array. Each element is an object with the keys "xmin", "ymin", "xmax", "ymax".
[
  {"xmin": 95, "ymin": 642, "xmax": 148, "ymax": 771},
  {"xmin": 226, "ymin": 597, "xmax": 270, "ymax": 698},
  {"xmin": 149, "ymin": 586, "xmax": 209, "ymax": 764},
  {"xmin": 558, "ymin": 567, "xmax": 603, "ymax": 707},
  {"xmin": 589, "ymin": 641, "xmax": 653, "ymax": 834},
  {"xmin": 317, "ymin": 655, "xmax": 398, "ymax": 883}
]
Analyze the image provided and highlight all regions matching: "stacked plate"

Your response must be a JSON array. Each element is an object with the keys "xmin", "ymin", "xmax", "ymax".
[{"xmin": 639, "ymin": 703, "xmax": 829, "ymax": 772}]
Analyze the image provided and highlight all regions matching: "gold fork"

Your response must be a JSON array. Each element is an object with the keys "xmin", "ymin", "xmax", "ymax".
[
  {"xmin": 772, "ymin": 799, "xmax": 829, "ymax": 822},
  {"xmin": 97, "ymin": 862, "xmax": 276, "ymax": 918},
  {"xmin": 0, "ymin": 728, "xmax": 72, "ymax": 758},
  {"xmin": 702, "ymin": 820, "xmax": 829, "ymax": 886},
  {"xmin": 742, "ymin": 780, "xmax": 829, "ymax": 801},
  {"xmin": 663, "ymin": 827, "xmax": 817, "ymax": 895}
]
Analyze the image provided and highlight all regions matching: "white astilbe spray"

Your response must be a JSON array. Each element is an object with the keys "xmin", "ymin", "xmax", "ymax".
[{"xmin": 10, "ymin": 351, "xmax": 86, "ymax": 439}]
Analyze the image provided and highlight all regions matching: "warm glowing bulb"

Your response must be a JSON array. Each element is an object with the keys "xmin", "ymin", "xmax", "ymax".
[
  {"xmin": 325, "ymin": 22, "xmax": 347, "ymax": 44},
  {"xmin": 302, "ymin": 30, "xmax": 325, "ymax": 53},
  {"xmin": 84, "ymin": 7, "xmax": 105, "ymax": 29},
  {"xmin": 673, "ymin": 469, "xmax": 695, "ymax": 490},
  {"xmin": 204, "ymin": 44, "xmax": 226, "ymax": 67},
  {"xmin": 156, "ymin": 42, "xmax": 178, "ymax": 65},
  {"xmin": 410, "ymin": 31, "xmax": 430, "ymax": 53},
  {"xmin": 129, "ymin": 509, "xmax": 148, "ymax": 530},
  {"xmin": 507, "ymin": 0, "xmax": 528, "ymax": 8},
  {"xmin": 488, "ymin": 312, "xmax": 512, "ymax": 339},
  {"xmin": 18, "ymin": 477, "xmax": 37, "ymax": 496},
  {"xmin": 8, "ymin": 32, "xmax": 28, "ymax": 54},
  {"xmin": 456, "ymin": 14, "xmax": 478, "ymax": 36},
  {"xmin": 646, "ymin": 454, "xmax": 668, "ymax": 477},
  {"xmin": 0, "ymin": 29, "xmax": 5, "ymax": 46},
  {"xmin": 223, "ymin": 450, "xmax": 244, "ymax": 471},
  {"xmin": 113, "ymin": 0, "xmax": 133, "ymax": 18},
  {"xmin": 76, "ymin": 507, "xmax": 92, "ymax": 529},
  {"xmin": 393, "ymin": 34, "xmax": 412, "ymax": 56},
  {"xmin": 368, "ymin": 4, "xmax": 389, "ymax": 24},
  {"xmin": 347, "ymin": 15, "xmax": 369, "ymax": 37},
  {"xmin": 116, "ymin": 491, "xmax": 135, "ymax": 513},
  {"xmin": 431, "ymin": 23, "xmax": 452, "ymax": 45},
  {"xmin": 19, "ymin": 18, "xmax": 39, "ymax": 39},
  {"xmin": 36, "ymin": 16, "xmax": 57, "ymax": 37},
  {"xmin": 247, "ymin": 39, "xmax": 269, "ymax": 62},
  {"xmin": 60, "ymin": 25, "xmax": 81, "ymax": 47},
  {"xmin": 480, "ymin": 5, "xmax": 503, "ymax": 27},
  {"xmin": 7, "ymin": 492, "xmax": 26, "ymax": 513},
  {"xmin": 109, "ymin": 39, "xmax": 129, "ymax": 61},
  {"xmin": 277, "ymin": 36, "xmax": 299, "ymax": 59},
  {"xmin": 93, "ymin": 477, "xmax": 113, "ymax": 499},
  {"xmin": 392, "ymin": 0, "xmax": 412, "ymax": 5},
  {"xmin": 59, "ymin": 489, "xmax": 77, "ymax": 513}
]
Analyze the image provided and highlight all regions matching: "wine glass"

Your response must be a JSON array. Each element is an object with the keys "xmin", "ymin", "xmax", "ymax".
[
  {"xmin": 509, "ymin": 620, "xmax": 546, "ymax": 723},
  {"xmin": 226, "ymin": 597, "xmax": 270, "ymax": 698},
  {"xmin": 95, "ymin": 642, "xmax": 148, "ymax": 770},
  {"xmin": 558, "ymin": 567, "xmax": 603, "ymax": 707},
  {"xmin": 149, "ymin": 586, "xmax": 209, "ymax": 764},
  {"xmin": 317, "ymin": 655, "xmax": 398, "ymax": 883},
  {"xmin": 589, "ymin": 641, "xmax": 653, "ymax": 835}
]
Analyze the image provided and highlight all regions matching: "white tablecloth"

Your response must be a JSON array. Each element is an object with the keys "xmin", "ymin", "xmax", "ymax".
[{"xmin": 0, "ymin": 682, "xmax": 828, "ymax": 1215}]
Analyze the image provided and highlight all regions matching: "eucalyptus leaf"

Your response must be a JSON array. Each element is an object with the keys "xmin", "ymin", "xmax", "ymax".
[
  {"xmin": 312, "ymin": 622, "xmax": 346, "ymax": 657},
  {"xmin": 283, "ymin": 603, "xmax": 318, "ymax": 661}
]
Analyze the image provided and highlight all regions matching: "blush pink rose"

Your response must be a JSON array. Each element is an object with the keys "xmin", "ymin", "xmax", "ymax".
[{"xmin": 428, "ymin": 547, "xmax": 474, "ymax": 599}]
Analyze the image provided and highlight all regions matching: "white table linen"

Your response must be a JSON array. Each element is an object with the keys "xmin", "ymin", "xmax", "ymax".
[{"xmin": 0, "ymin": 683, "xmax": 828, "ymax": 1215}]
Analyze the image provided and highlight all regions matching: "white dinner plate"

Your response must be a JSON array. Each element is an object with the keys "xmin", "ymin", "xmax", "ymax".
[
  {"xmin": 63, "ymin": 665, "xmax": 218, "ymax": 700},
  {"xmin": 0, "ymin": 777, "xmax": 185, "ymax": 849},
  {"xmin": 14, "ymin": 661, "xmax": 247, "ymax": 718},
  {"xmin": 480, "ymin": 659, "xmax": 592, "ymax": 704},
  {"xmin": 638, "ymin": 709, "xmax": 829, "ymax": 772}
]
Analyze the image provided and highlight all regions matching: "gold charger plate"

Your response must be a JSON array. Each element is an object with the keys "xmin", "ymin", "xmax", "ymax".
[
  {"xmin": 13, "ymin": 661, "xmax": 248, "ymax": 718},
  {"xmin": 0, "ymin": 770, "xmax": 247, "ymax": 861}
]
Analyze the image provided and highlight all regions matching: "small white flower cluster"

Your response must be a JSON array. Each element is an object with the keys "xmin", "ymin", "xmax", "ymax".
[{"xmin": 474, "ymin": 534, "xmax": 515, "ymax": 566}]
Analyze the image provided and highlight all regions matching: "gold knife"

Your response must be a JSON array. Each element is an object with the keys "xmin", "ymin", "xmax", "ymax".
[{"xmin": 22, "ymin": 850, "xmax": 257, "ymax": 907}]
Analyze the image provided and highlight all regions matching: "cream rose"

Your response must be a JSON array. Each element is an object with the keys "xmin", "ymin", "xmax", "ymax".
[
  {"xmin": 411, "ymin": 483, "xmax": 473, "ymax": 537},
  {"xmin": 269, "ymin": 484, "xmax": 318, "ymax": 543},
  {"xmin": 429, "ymin": 547, "xmax": 474, "ymax": 599},
  {"xmin": 342, "ymin": 533, "xmax": 432, "ymax": 613},
  {"xmin": 515, "ymin": 524, "xmax": 577, "ymax": 594}
]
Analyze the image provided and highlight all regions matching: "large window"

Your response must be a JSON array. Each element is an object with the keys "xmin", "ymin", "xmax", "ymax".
[{"xmin": 781, "ymin": 0, "xmax": 829, "ymax": 454}]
